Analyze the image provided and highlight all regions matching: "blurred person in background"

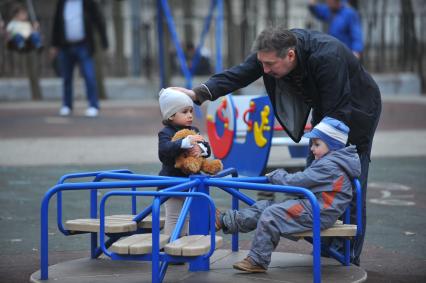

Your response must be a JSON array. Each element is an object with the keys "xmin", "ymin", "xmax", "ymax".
[
  {"xmin": 5, "ymin": 3, "xmax": 42, "ymax": 51},
  {"xmin": 50, "ymin": 0, "xmax": 108, "ymax": 117},
  {"xmin": 308, "ymin": 0, "xmax": 363, "ymax": 58}
]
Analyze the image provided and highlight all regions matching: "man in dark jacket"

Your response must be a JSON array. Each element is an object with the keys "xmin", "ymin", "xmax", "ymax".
[
  {"xmin": 173, "ymin": 26, "xmax": 381, "ymax": 265},
  {"xmin": 50, "ymin": 0, "xmax": 108, "ymax": 117}
]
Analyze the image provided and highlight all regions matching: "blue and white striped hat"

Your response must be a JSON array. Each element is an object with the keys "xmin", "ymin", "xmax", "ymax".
[{"xmin": 304, "ymin": 117, "xmax": 349, "ymax": 151}]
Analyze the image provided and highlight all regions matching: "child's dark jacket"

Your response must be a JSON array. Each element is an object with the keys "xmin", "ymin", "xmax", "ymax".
[{"xmin": 158, "ymin": 125, "xmax": 211, "ymax": 177}]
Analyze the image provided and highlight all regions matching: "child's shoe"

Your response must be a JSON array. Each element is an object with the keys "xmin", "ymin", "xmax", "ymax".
[{"xmin": 232, "ymin": 257, "xmax": 267, "ymax": 273}]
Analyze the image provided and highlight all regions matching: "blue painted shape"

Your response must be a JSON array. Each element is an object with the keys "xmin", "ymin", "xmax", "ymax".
[{"xmin": 289, "ymin": 145, "xmax": 310, "ymax": 158}]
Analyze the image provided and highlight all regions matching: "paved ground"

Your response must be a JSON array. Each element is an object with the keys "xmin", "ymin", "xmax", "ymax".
[{"xmin": 1, "ymin": 95, "xmax": 426, "ymax": 282}]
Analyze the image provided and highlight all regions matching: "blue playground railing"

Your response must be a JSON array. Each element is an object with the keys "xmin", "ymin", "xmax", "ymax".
[
  {"xmin": 40, "ymin": 169, "xmax": 362, "ymax": 283},
  {"xmin": 99, "ymin": 190, "xmax": 218, "ymax": 283},
  {"xmin": 53, "ymin": 169, "xmax": 188, "ymax": 258}
]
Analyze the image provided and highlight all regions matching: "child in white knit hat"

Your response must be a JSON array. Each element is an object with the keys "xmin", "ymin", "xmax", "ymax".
[{"xmin": 158, "ymin": 87, "xmax": 211, "ymax": 237}]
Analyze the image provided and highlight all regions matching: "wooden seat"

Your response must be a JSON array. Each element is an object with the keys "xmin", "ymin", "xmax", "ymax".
[
  {"xmin": 292, "ymin": 220, "xmax": 357, "ymax": 238},
  {"xmin": 64, "ymin": 214, "xmax": 165, "ymax": 234},
  {"xmin": 110, "ymin": 233, "xmax": 170, "ymax": 254},
  {"xmin": 164, "ymin": 235, "xmax": 223, "ymax": 256}
]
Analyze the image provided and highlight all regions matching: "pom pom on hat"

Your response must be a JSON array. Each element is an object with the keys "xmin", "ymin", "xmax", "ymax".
[
  {"xmin": 304, "ymin": 117, "xmax": 349, "ymax": 151},
  {"xmin": 159, "ymin": 88, "xmax": 194, "ymax": 120}
]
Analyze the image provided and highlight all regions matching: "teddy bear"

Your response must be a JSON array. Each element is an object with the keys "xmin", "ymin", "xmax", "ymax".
[{"xmin": 172, "ymin": 129, "xmax": 223, "ymax": 175}]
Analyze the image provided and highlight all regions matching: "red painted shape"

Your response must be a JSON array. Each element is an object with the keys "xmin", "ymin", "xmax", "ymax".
[{"xmin": 206, "ymin": 120, "xmax": 233, "ymax": 159}]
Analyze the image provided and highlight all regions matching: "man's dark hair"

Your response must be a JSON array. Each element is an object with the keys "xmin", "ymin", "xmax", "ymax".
[{"xmin": 252, "ymin": 26, "xmax": 297, "ymax": 58}]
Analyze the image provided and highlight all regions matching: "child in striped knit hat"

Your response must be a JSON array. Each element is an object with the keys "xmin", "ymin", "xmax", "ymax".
[{"xmin": 216, "ymin": 117, "xmax": 361, "ymax": 273}]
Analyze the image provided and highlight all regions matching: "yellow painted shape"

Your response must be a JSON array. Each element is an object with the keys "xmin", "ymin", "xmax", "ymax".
[{"xmin": 253, "ymin": 105, "xmax": 271, "ymax": 148}]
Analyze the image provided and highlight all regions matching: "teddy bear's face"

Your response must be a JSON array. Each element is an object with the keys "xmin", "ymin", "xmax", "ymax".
[
  {"xmin": 171, "ymin": 129, "xmax": 197, "ymax": 142},
  {"xmin": 172, "ymin": 129, "xmax": 223, "ymax": 175}
]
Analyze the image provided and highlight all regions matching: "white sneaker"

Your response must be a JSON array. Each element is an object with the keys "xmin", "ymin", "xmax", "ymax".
[
  {"xmin": 85, "ymin": 107, "xmax": 99, "ymax": 117},
  {"xmin": 59, "ymin": 106, "xmax": 71, "ymax": 116}
]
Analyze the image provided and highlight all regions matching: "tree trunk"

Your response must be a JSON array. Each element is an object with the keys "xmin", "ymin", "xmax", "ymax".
[
  {"xmin": 25, "ymin": 52, "xmax": 42, "ymax": 100},
  {"xmin": 112, "ymin": 0, "xmax": 126, "ymax": 76},
  {"xmin": 130, "ymin": 0, "xmax": 142, "ymax": 76},
  {"xmin": 225, "ymin": 0, "xmax": 242, "ymax": 67},
  {"xmin": 400, "ymin": 0, "xmax": 417, "ymax": 71},
  {"xmin": 94, "ymin": 32, "xmax": 107, "ymax": 100},
  {"xmin": 266, "ymin": 0, "xmax": 276, "ymax": 26},
  {"xmin": 183, "ymin": 0, "xmax": 193, "ymax": 46}
]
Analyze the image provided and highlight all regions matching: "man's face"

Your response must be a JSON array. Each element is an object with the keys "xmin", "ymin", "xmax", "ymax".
[
  {"xmin": 326, "ymin": 0, "xmax": 341, "ymax": 11},
  {"xmin": 257, "ymin": 50, "xmax": 297, "ymax": 79}
]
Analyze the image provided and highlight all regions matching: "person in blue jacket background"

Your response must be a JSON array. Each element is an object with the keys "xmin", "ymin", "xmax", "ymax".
[{"xmin": 309, "ymin": 0, "xmax": 363, "ymax": 58}]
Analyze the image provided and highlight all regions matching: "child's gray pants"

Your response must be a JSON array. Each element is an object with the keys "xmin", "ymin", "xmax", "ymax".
[{"xmin": 222, "ymin": 198, "xmax": 340, "ymax": 269}]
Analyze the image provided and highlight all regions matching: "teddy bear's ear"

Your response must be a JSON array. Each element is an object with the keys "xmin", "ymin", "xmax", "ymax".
[{"xmin": 172, "ymin": 129, "xmax": 197, "ymax": 141}]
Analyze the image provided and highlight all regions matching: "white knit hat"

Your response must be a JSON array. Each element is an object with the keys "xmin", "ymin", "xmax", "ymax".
[{"xmin": 158, "ymin": 88, "xmax": 194, "ymax": 119}]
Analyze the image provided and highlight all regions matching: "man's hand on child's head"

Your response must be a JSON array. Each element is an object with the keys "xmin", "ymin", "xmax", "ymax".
[{"xmin": 169, "ymin": 87, "xmax": 196, "ymax": 101}]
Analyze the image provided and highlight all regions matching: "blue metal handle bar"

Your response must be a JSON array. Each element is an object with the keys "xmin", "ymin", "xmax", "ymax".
[
  {"xmin": 220, "ymin": 176, "xmax": 269, "ymax": 183},
  {"xmin": 169, "ymin": 187, "xmax": 196, "ymax": 242},
  {"xmin": 94, "ymin": 172, "xmax": 186, "ymax": 181},
  {"xmin": 206, "ymin": 178, "xmax": 322, "ymax": 283},
  {"xmin": 91, "ymin": 181, "xmax": 198, "ymax": 260},
  {"xmin": 132, "ymin": 180, "xmax": 199, "ymax": 222},
  {"xmin": 99, "ymin": 190, "xmax": 217, "ymax": 259},
  {"xmin": 56, "ymin": 169, "xmax": 134, "ymax": 184},
  {"xmin": 319, "ymin": 178, "xmax": 362, "ymax": 266},
  {"xmin": 56, "ymin": 172, "xmax": 187, "ymax": 235},
  {"xmin": 353, "ymin": 179, "xmax": 362, "ymax": 237},
  {"xmin": 56, "ymin": 169, "xmax": 134, "ymax": 235},
  {"xmin": 217, "ymin": 186, "xmax": 255, "ymax": 206},
  {"xmin": 89, "ymin": 174, "xmax": 190, "ymax": 259},
  {"xmin": 40, "ymin": 179, "xmax": 188, "ymax": 280},
  {"xmin": 92, "ymin": 173, "xmax": 188, "ymax": 218},
  {"xmin": 159, "ymin": 0, "xmax": 192, "ymax": 85},
  {"xmin": 210, "ymin": 167, "xmax": 243, "ymax": 251},
  {"xmin": 211, "ymin": 167, "xmax": 239, "ymax": 178}
]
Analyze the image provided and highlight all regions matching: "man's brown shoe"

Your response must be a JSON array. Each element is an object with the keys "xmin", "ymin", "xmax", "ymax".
[{"xmin": 232, "ymin": 257, "xmax": 267, "ymax": 273}]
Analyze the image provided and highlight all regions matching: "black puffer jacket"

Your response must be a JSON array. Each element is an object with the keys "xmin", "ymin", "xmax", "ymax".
[
  {"xmin": 195, "ymin": 29, "xmax": 381, "ymax": 154},
  {"xmin": 51, "ymin": 0, "xmax": 109, "ymax": 55}
]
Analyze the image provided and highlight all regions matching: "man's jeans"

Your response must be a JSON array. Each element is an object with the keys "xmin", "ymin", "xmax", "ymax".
[{"xmin": 59, "ymin": 43, "xmax": 99, "ymax": 109}]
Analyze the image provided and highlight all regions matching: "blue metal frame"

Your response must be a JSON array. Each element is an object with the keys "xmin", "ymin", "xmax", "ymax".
[
  {"xmin": 54, "ymin": 169, "xmax": 184, "ymax": 259},
  {"xmin": 156, "ymin": 0, "xmax": 223, "ymax": 89},
  {"xmin": 40, "ymin": 178, "xmax": 189, "ymax": 280},
  {"xmin": 156, "ymin": 0, "xmax": 223, "ymax": 118},
  {"xmin": 99, "ymin": 190, "xmax": 218, "ymax": 283},
  {"xmin": 40, "ymin": 170, "xmax": 362, "ymax": 283}
]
